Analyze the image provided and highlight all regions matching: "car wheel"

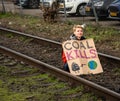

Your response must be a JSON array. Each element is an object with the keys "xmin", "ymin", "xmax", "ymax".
[
  {"xmin": 29, "ymin": 0, "xmax": 39, "ymax": 9},
  {"xmin": 77, "ymin": 4, "xmax": 86, "ymax": 16}
]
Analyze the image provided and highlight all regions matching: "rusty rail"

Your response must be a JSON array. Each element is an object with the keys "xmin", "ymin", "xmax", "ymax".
[
  {"xmin": 0, "ymin": 45, "xmax": 119, "ymax": 101},
  {"xmin": 0, "ymin": 26, "xmax": 120, "ymax": 61}
]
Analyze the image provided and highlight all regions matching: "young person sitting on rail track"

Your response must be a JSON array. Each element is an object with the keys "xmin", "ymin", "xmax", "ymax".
[{"xmin": 62, "ymin": 24, "xmax": 86, "ymax": 72}]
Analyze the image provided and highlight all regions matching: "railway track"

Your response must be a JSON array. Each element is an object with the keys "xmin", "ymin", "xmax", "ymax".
[
  {"xmin": 0, "ymin": 27, "xmax": 120, "ymax": 101},
  {"xmin": 1, "ymin": 52, "xmax": 94, "ymax": 101}
]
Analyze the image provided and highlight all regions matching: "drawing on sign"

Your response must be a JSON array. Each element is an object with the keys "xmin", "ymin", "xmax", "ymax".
[
  {"xmin": 71, "ymin": 62, "xmax": 80, "ymax": 73},
  {"xmin": 88, "ymin": 60, "xmax": 97, "ymax": 70}
]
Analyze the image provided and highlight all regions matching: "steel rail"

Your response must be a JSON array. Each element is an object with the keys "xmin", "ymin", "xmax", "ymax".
[
  {"xmin": 0, "ymin": 27, "xmax": 120, "ymax": 61},
  {"xmin": 0, "ymin": 45, "xmax": 119, "ymax": 101},
  {"xmin": 0, "ymin": 27, "xmax": 61, "ymax": 47}
]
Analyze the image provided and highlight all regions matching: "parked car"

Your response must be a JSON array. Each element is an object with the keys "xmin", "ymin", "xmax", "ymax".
[
  {"xmin": 59, "ymin": 0, "xmax": 89, "ymax": 16},
  {"xmin": 13, "ymin": 0, "xmax": 40, "ymax": 9},
  {"xmin": 108, "ymin": 0, "xmax": 120, "ymax": 20},
  {"xmin": 13, "ymin": 0, "xmax": 19, "ymax": 5},
  {"xmin": 13, "ymin": 0, "xmax": 59, "ymax": 9},
  {"xmin": 40, "ymin": 0, "xmax": 59, "ymax": 8},
  {"xmin": 85, "ymin": 0, "xmax": 115, "ymax": 19}
]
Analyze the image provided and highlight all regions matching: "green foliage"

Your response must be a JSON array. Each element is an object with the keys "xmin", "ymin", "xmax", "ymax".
[
  {"xmin": 5, "ymin": 33, "xmax": 14, "ymax": 38},
  {"xmin": 113, "ymin": 68, "xmax": 120, "ymax": 76},
  {"xmin": 53, "ymin": 82, "xmax": 66, "ymax": 88},
  {"xmin": 0, "ymin": 66, "xmax": 11, "ymax": 77},
  {"xmin": 85, "ymin": 25, "xmax": 120, "ymax": 44},
  {"xmin": 18, "ymin": 36, "xmax": 33, "ymax": 44},
  {"xmin": 80, "ymin": 93, "xmax": 99, "ymax": 101},
  {"xmin": 0, "ymin": 12, "xmax": 13, "ymax": 18},
  {"xmin": 62, "ymin": 86, "xmax": 84, "ymax": 95},
  {"xmin": 0, "ymin": 92, "xmax": 31, "ymax": 101},
  {"xmin": 65, "ymin": 20, "xmax": 75, "ymax": 25},
  {"xmin": 111, "ymin": 41, "xmax": 120, "ymax": 50},
  {"xmin": 0, "ymin": 80, "xmax": 3, "ymax": 87}
]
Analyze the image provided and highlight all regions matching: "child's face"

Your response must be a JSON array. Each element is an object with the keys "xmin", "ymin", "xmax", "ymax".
[{"xmin": 74, "ymin": 28, "xmax": 83, "ymax": 39}]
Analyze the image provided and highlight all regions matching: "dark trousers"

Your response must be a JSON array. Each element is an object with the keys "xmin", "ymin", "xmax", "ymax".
[{"xmin": 63, "ymin": 63, "xmax": 70, "ymax": 72}]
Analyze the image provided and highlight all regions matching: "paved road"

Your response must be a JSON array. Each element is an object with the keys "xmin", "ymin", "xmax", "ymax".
[{"xmin": 0, "ymin": 1, "xmax": 120, "ymax": 29}]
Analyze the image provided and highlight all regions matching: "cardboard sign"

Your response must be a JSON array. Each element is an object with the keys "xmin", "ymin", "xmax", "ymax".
[{"xmin": 62, "ymin": 38, "xmax": 103, "ymax": 75}]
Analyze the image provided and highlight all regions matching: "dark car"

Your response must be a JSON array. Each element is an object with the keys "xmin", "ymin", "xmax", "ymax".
[
  {"xmin": 108, "ymin": 0, "xmax": 120, "ymax": 20},
  {"xmin": 13, "ymin": 0, "xmax": 40, "ymax": 9},
  {"xmin": 85, "ymin": 0, "xmax": 115, "ymax": 19},
  {"xmin": 13, "ymin": 0, "xmax": 19, "ymax": 5}
]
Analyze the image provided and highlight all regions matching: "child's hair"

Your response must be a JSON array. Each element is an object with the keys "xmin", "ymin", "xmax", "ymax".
[{"xmin": 73, "ymin": 25, "xmax": 83, "ymax": 32}]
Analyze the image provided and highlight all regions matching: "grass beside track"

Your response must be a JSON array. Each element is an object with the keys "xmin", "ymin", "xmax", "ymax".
[
  {"xmin": 0, "ymin": 12, "xmax": 120, "ymax": 56},
  {"xmin": 0, "ymin": 54, "xmax": 102, "ymax": 101}
]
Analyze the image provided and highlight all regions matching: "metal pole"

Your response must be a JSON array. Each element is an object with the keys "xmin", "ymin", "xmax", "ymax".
[
  {"xmin": 91, "ymin": 0, "xmax": 98, "ymax": 23},
  {"xmin": 19, "ymin": 0, "xmax": 23, "ymax": 16},
  {"xmin": 1, "ymin": 0, "xmax": 6, "ymax": 13},
  {"xmin": 63, "ymin": 0, "xmax": 67, "ymax": 21},
  {"xmin": 42, "ymin": 0, "xmax": 44, "ymax": 8}
]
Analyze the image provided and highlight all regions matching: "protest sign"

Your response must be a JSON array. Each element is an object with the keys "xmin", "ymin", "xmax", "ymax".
[{"xmin": 62, "ymin": 38, "xmax": 103, "ymax": 75}]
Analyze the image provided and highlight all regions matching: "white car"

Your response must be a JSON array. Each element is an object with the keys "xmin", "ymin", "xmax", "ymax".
[
  {"xmin": 40, "ymin": 0, "xmax": 57, "ymax": 8},
  {"xmin": 59, "ymin": 0, "xmax": 89, "ymax": 16}
]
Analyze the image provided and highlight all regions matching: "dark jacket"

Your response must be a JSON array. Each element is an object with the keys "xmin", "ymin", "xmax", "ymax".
[{"xmin": 70, "ymin": 34, "xmax": 86, "ymax": 40}]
